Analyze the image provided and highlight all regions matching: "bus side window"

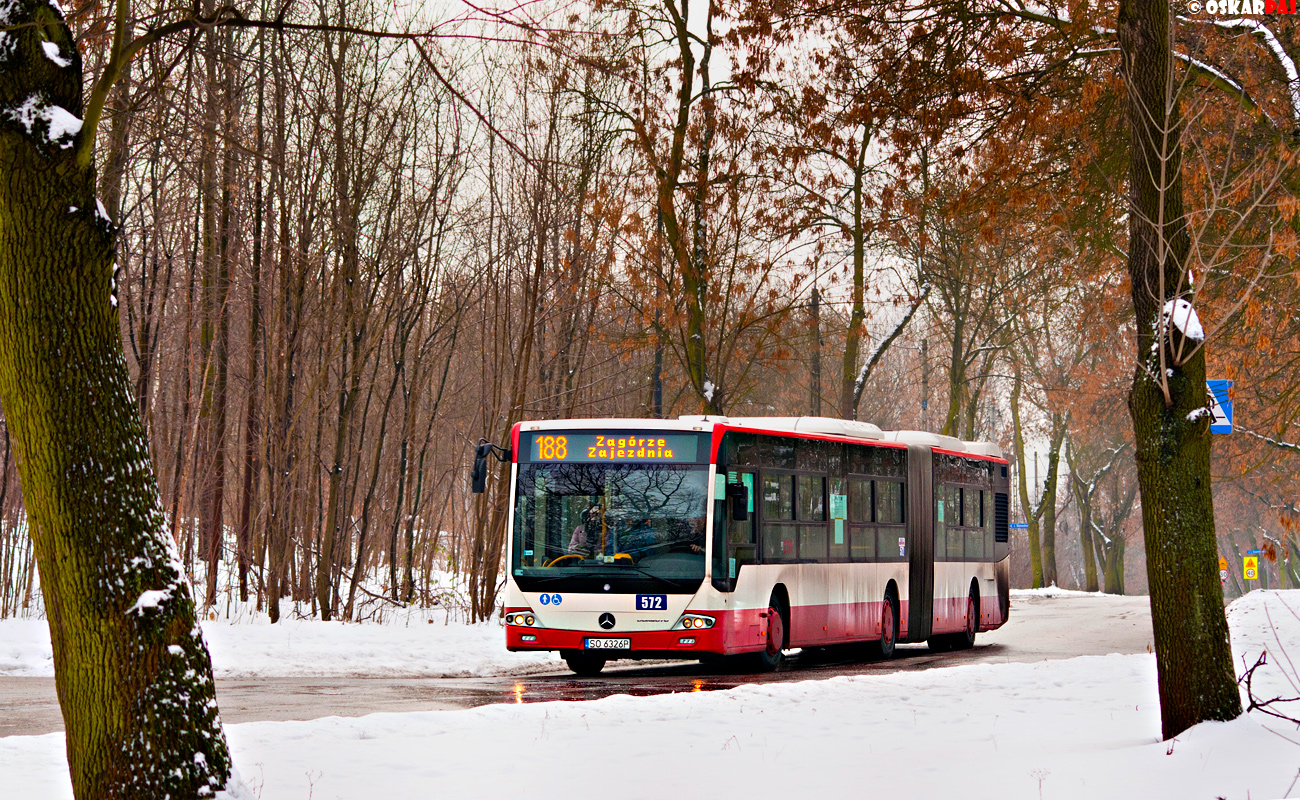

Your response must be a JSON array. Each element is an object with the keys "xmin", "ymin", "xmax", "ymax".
[
  {"xmin": 946, "ymin": 485, "xmax": 963, "ymax": 559},
  {"xmin": 851, "ymin": 523, "xmax": 877, "ymax": 561},
  {"xmin": 965, "ymin": 488, "xmax": 985, "ymax": 560},
  {"xmin": 983, "ymin": 489, "xmax": 995, "ymax": 557},
  {"xmin": 935, "ymin": 484, "xmax": 949, "ymax": 562},
  {"xmin": 848, "ymin": 479, "xmax": 871, "ymax": 523},
  {"xmin": 874, "ymin": 480, "xmax": 903, "ymax": 560},
  {"xmin": 764, "ymin": 473, "xmax": 794, "ymax": 520},
  {"xmin": 876, "ymin": 481, "xmax": 904, "ymax": 524}
]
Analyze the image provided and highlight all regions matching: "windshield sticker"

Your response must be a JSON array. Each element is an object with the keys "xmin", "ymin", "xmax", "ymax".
[
  {"xmin": 898, "ymin": 537, "xmax": 906, "ymax": 557},
  {"xmin": 937, "ymin": 499, "xmax": 944, "ymax": 523}
]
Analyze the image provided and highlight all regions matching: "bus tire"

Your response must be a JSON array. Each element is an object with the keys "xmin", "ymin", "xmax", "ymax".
[
  {"xmin": 875, "ymin": 589, "xmax": 898, "ymax": 659},
  {"xmin": 754, "ymin": 593, "xmax": 787, "ymax": 672},
  {"xmin": 563, "ymin": 651, "xmax": 607, "ymax": 677},
  {"xmin": 955, "ymin": 586, "xmax": 978, "ymax": 650}
]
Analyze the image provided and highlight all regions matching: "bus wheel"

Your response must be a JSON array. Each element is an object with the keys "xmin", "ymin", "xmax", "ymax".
[
  {"xmin": 955, "ymin": 588, "xmax": 978, "ymax": 650},
  {"xmin": 754, "ymin": 595, "xmax": 787, "ymax": 672},
  {"xmin": 876, "ymin": 591, "xmax": 898, "ymax": 659},
  {"xmin": 563, "ymin": 652, "xmax": 607, "ymax": 677}
]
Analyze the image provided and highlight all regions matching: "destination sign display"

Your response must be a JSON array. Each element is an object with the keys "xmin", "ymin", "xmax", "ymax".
[{"xmin": 526, "ymin": 432, "xmax": 700, "ymax": 463}]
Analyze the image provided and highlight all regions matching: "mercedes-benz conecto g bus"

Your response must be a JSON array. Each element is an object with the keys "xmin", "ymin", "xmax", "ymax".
[{"xmin": 479, "ymin": 416, "xmax": 1010, "ymax": 676}]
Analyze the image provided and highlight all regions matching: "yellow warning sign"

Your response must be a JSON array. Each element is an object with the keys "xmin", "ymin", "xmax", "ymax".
[
  {"xmin": 1244, "ymin": 556, "xmax": 1259, "ymax": 581},
  {"xmin": 1219, "ymin": 556, "xmax": 1228, "ymax": 571}
]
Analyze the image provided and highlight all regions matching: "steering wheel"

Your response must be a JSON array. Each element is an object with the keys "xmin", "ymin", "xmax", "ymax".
[{"xmin": 543, "ymin": 554, "xmax": 586, "ymax": 567}]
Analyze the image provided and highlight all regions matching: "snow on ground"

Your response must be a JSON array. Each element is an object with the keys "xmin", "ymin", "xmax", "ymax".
[
  {"xmin": 1010, "ymin": 585, "xmax": 1112, "ymax": 598},
  {"xmin": 0, "ymin": 607, "xmax": 560, "ymax": 679},
  {"xmin": 6, "ymin": 591, "xmax": 1300, "ymax": 799}
]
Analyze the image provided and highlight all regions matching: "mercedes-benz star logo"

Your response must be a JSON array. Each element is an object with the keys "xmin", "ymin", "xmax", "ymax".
[{"xmin": 598, "ymin": 612, "xmax": 616, "ymax": 630}]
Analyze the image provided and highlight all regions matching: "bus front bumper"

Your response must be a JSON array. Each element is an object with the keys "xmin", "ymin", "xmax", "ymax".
[{"xmin": 506, "ymin": 624, "xmax": 725, "ymax": 655}]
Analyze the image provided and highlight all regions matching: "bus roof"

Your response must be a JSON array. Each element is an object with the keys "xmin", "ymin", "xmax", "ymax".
[{"xmin": 517, "ymin": 416, "xmax": 1004, "ymax": 461}]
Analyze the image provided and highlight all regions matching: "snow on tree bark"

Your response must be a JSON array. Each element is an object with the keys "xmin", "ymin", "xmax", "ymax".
[{"xmin": 0, "ymin": 1, "xmax": 237, "ymax": 796}]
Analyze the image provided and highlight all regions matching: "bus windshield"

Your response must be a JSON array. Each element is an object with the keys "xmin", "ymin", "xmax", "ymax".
[{"xmin": 511, "ymin": 462, "xmax": 709, "ymax": 592}]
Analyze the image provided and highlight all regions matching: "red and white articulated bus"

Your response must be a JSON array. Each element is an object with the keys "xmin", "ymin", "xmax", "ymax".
[{"xmin": 485, "ymin": 416, "xmax": 1011, "ymax": 676}]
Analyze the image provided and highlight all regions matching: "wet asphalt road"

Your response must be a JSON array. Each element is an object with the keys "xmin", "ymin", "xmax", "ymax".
[{"xmin": 0, "ymin": 593, "xmax": 1153, "ymax": 737}]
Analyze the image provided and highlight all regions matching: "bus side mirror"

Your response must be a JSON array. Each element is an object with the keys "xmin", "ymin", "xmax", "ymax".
[
  {"xmin": 471, "ymin": 440, "xmax": 512, "ymax": 494},
  {"xmin": 471, "ymin": 442, "xmax": 492, "ymax": 494},
  {"xmin": 726, "ymin": 482, "xmax": 748, "ymax": 521}
]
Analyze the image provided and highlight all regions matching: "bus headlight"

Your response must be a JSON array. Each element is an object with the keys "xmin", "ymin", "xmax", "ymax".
[
  {"xmin": 673, "ymin": 613, "xmax": 715, "ymax": 630},
  {"xmin": 507, "ymin": 613, "xmax": 537, "ymax": 627}
]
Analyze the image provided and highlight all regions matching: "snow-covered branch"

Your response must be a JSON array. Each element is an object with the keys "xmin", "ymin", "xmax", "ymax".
[
  {"xmin": 852, "ymin": 286, "xmax": 931, "ymax": 399},
  {"xmin": 1200, "ymin": 16, "xmax": 1300, "ymax": 124},
  {"xmin": 1237, "ymin": 426, "xmax": 1300, "ymax": 453}
]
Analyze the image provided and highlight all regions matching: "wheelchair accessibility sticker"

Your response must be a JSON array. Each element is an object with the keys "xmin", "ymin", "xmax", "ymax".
[{"xmin": 539, "ymin": 593, "xmax": 563, "ymax": 606}]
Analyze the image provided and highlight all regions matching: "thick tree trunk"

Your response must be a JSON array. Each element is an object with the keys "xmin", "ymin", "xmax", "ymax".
[
  {"xmin": 1105, "ymin": 537, "xmax": 1126, "ymax": 595},
  {"xmin": 0, "ymin": 4, "xmax": 233, "ymax": 796},
  {"xmin": 204, "ymin": 90, "xmax": 235, "ymax": 607},
  {"xmin": 1010, "ymin": 367, "xmax": 1044, "ymax": 587},
  {"xmin": 840, "ymin": 126, "xmax": 870, "ymax": 420},
  {"xmin": 316, "ymin": 29, "xmax": 366, "ymax": 622},
  {"xmin": 809, "ymin": 286, "xmax": 821, "ymax": 415},
  {"xmin": 237, "ymin": 46, "xmax": 264, "ymax": 605},
  {"xmin": 1071, "ymin": 473, "xmax": 1101, "ymax": 593},
  {"xmin": 941, "ymin": 318, "xmax": 965, "ymax": 438},
  {"xmin": 1038, "ymin": 413, "xmax": 1068, "ymax": 587},
  {"xmin": 1117, "ymin": 0, "xmax": 1241, "ymax": 738}
]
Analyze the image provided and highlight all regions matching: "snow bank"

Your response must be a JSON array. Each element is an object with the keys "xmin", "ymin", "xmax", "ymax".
[
  {"xmin": 1011, "ymin": 586, "xmax": 1115, "ymax": 598},
  {"xmin": 0, "ymin": 610, "xmax": 560, "ymax": 679},
  {"xmin": 199, "ymin": 613, "xmax": 561, "ymax": 678},
  {"xmin": 0, "ymin": 620, "xmax": 52, "ymax": 677},
  {"xmin": 1227, "ymin": 589, "xmax": 1300, "ymax": 708}
]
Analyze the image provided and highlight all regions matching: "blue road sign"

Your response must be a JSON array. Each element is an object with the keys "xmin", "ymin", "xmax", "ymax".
[
  {"xmin": 1247, "ymin": 549, "xmax": 1263, "ymax": 555},
  {"xmin": 1009, "ymin": 523, "xmax": 1028, "ymax": 530},
  {"xmin": 1207, "ymin": 380, "xmax": 1233, "ymax": 434}
]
